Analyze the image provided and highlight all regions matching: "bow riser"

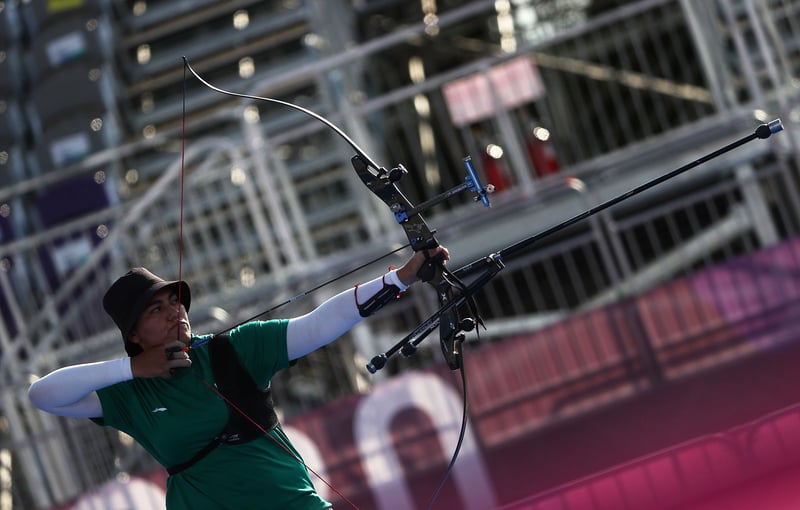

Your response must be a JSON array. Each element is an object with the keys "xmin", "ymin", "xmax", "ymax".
[{"xmin": 351, "ymin": 155, "xmax": 439, "ymax": 252}]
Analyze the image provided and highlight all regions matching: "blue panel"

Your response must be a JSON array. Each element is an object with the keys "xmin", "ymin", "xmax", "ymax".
[{"xmin": 36, "ymin": 174, "xmax": 109, "ymax": 227}]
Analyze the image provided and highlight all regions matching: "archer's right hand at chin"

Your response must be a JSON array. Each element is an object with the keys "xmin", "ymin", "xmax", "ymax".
[{"xmin": 131, "ymin": 340, "xmax": 191, "ymax": 378}]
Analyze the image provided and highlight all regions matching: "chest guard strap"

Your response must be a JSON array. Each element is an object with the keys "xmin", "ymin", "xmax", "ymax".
[
  {"xmin": 167, "ymin": 333, "xmax": 279, "ymax": 475},
  {"xmin": 209, "ymin": 333, "xmax": 279, "ymax": 443}
]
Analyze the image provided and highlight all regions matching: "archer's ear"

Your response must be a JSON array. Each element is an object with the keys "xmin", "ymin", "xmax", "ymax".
[{"xmin": 128, "ymin": 330, "xmax": 141, "ymax": 345}]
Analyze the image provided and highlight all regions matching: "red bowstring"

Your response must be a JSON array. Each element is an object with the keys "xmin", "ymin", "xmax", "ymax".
[
  {"xmin": 178, "ymin": 65, "xmax": 186, "ymax": 320},
  {"xmin": 179, "ymin": 60, "xmax": 359, "ymax": 510}
]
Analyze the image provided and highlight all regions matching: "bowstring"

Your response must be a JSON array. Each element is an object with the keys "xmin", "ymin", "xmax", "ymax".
[
  {"xmin": 177, "ymin": 64, "xmax": 187, "ymax": 333},
  {"xmin": 179, "ymin": 58, "xmax": 361, "ymax": 510}
]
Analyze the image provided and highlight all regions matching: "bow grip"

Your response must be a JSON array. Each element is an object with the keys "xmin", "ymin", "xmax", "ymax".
[{"xmin": 416, "ymin": 250, "xmax": 445, "ymax": 282}]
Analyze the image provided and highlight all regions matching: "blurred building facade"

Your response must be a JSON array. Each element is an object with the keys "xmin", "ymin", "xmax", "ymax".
[{"xmin": 1, "ymin": 0, "xmax": 800, "ymax": 508}]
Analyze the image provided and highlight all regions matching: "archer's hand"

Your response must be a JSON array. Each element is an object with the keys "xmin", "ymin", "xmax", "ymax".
[
  {"xmin": 130, "ymin": 340, "xmax": 191, "ymax": 379},
  {"xmin": 396, "ymin": 246, "xmax": 450, "ymax": 286}
]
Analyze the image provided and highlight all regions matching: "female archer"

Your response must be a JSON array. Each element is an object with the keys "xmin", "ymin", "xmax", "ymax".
[{"xmin": 29, "ymin": 246, "xmax": 448, "ymax": 510}]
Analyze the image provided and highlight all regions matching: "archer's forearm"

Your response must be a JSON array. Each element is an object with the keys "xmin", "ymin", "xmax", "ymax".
[
  {"xmin": 286, "ymin": 269, "xmax": 407, "ymax": 360},
  {"xmin": 28, "ymin": 359, "xmax": 132, "ymax": 418}
]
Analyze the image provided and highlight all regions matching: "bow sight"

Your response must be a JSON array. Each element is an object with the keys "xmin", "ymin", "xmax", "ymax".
[{"xmin": 351, "ymin": 155, "xmax": 493, "ymax": 248}]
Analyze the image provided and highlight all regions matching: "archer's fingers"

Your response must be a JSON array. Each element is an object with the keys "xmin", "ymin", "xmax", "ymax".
[
  {"xmin": 164, "ymin": 340, "xmax": 190, "ymax": 372},
  {"xmin": 167, "ymin": 357, "xmax": 192, "ymax": 371},
  {"xmin": 435, "ymin": 246, "xmax": 450, "ymax": 262},
  {"xmin": 165, "ymin": 340, "xmax": 188, "ymax": 359},
  {"xmin": 421, "ymin": 246, "xmax": 449, "ymax": 263}
]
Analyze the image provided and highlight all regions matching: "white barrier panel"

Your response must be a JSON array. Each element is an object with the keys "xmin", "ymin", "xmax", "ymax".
[{"xmin": 354, "ymin": 372, "xmax": 496, "ymax": 510}]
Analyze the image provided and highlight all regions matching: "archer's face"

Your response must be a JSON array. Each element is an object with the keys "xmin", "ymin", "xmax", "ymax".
[{"xmin": 128, "ymin": 288, "xmax": 191, "ymax": 350}]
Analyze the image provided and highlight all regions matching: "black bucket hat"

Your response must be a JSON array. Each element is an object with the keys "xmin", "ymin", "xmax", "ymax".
[{"xmin": 103, "ymin": 267, "xmax": 191, "ymax": 356}]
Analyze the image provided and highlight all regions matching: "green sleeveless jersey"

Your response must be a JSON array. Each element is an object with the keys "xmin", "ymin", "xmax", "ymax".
[{"xmin": 93, "ymin": 320, "xmax": 331, "ymax": 509}]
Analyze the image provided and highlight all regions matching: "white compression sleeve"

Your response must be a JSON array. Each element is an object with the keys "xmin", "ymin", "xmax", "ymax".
[
  {"xmin": 28, "ymin": 358, "xmax": 133, "ymax": 418},
  {"xmin": 286, "ymin": 269, "xmax": 407, "ymax": 360}
]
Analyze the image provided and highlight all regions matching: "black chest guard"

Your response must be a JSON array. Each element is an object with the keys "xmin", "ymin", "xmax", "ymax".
[
  {"xmin": 209, "ymin": 333, "xmax": 279, "ymax": 443},
  {"xmin": 167, "ymin": 333, "xmax": 279, "ymax": 475}
]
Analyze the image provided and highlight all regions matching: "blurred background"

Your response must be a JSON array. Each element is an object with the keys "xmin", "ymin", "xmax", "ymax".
[{"xmin": 2, "ymin": 0, "xmax": 800, "ymax": 508}]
